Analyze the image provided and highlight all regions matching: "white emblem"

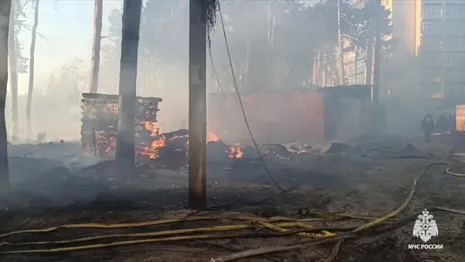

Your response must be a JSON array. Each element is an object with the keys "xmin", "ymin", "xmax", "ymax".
[{"xmin": 413, "ymin": 209, "xmax": 438, "ymax": 243}]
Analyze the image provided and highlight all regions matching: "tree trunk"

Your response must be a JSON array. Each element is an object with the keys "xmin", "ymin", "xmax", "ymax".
[
  {"xmin": 26, "ymin": 0, "xmax": 40, "ymax": 140},
  {"xmin": 188, "ymin": 0, "xmax": 207, "ymax": 209},
  {"xmin": 337, "ymin": 0, "xmax": 344, "ymax": 85},
  {"xmin": 8, "ymin": 3, "xmax": 17, "ymax": 142},
  {"xmin": 243, "ymin": 40, "xmax": 249, "ymax": 90},
  {"xmin": 115, "ymin": 0, "xmax": 142, "ymax": 175},
  {"xmin": 0, "ymin": 0, "xmax": 12, "ymax": 202},
  {"xmin": 89, "ymin": 0, "xmax": 103, "ymax": 93},
  {"xmin": 372, "ymin": 34, "xmax": 381, "ymax": 104},
  {"xmin": 365, "ymin": 37, "xmax": 374, "ymax": 86}
]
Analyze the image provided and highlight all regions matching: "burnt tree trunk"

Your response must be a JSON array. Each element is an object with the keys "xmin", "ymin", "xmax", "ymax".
[
  {"xmin": 26, "ymin": 0, "xmax": 40, "ymax": 139},
  {"xmin": 0, "ymin": 0, "xmax": 12, "ymax": 201},
  {"xmin": 89, "ymin": 0, "xmax": 103, "ymax": 93},
  {"xmin": 8, "ymin": 3, "xmax": 17, "ymax": 142},
  {"xmin": 115, "ymin": 0, "xmax": 142, "ymax": 175}
]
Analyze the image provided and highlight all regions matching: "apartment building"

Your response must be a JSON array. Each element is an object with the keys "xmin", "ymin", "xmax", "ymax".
[{"xmin": 420, "ymin": 0, "xmax": 465, "ymax": 104}]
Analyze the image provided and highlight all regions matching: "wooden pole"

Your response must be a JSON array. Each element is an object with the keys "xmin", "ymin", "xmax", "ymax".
[
  {"xmin": 188, "ymin": 0, "xmax": 207, "ymax": 209},
  {"xmin": 115, "ymin": 0, "xmax": 142, "ymax": 175}
]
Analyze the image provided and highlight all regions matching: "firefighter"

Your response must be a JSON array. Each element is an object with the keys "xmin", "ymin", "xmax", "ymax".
[{"xmin": 421, "ymin": 114, "xmax": 435, "ymax": 142}]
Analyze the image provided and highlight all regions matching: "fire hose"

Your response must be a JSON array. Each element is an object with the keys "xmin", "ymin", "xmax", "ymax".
[{"xmin": 0, "ymin": 162, "xmax": 463, "ymax": 261}]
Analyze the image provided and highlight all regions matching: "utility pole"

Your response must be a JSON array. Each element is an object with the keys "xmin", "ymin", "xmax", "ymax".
[
  {"xmin": 115, "ymin": 0, "xmax": 142, "ymax": 175},
  {"xmin": 337, "ymin": 0, "xmax": 345, "ymax": 85},
  {"xmin": 188, "ymin": 0, "xmax": 207, "ymax": 209}
]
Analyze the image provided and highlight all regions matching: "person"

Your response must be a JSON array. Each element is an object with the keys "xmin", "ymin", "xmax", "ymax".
[{"xmin": 421, "ymin": 114, "xmax": 435, "ymax": 142}]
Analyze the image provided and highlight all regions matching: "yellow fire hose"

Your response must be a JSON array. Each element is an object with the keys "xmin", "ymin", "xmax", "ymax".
[
  {"xmin": 321, "ymin": 162, "xmax": 463, "ymax": 262},
  {"xmin": 210, "ymin": 162, "xmax": 465, "ymax": 262},
  {"xmin": 0, "ymin": 222, "xmax": 333, "ymax": 247},
  {"xmin": 1, "ymin": 162, "xmax": 465, "ymax": 259},
  {"xmin": 0, "ymin": 213, "xmax": 370, "ymax": 240}
]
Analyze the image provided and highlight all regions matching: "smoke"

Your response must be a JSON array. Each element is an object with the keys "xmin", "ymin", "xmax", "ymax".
[{"xmin": 4, "ymin": 0, "xmax": 448, "ymax": 145}]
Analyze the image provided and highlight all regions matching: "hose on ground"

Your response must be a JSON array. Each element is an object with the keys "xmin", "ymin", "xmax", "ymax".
[
  {"xmin": 212, "ymin": 162, "xmax": 465, "ymax": 262},
  {"xmin": 1, "ymin": 162, "xmax": 465, "ymax": 260},
  {"xmin": 0, "ymin": 213, "xmax": 371, "ymax": 240}
]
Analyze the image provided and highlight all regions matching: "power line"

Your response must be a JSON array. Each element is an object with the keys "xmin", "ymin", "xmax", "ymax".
[
  {"xmin": 218, "ymin": 4, "xmax": 284, "ymax": 192},
  {"xmin": 208, "ymin": 45, "xmax": 228, "ymax": 100}
]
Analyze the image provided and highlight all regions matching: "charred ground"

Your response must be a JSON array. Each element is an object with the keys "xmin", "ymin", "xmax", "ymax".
[{"xmin": 1, "ymin": 134, "xmax": 465, "ymax": 262}]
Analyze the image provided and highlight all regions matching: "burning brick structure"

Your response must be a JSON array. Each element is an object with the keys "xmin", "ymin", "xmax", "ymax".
[{"xmin": 81, "ymin": 93, "xmax": 163, "ymax": 159}]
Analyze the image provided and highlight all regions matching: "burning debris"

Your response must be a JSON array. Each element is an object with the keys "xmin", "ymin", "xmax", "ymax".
[
  {"xmin": 81, "ymin": 93, "xmax": 327, "ymax": 169},
  {"xmin": 81, "ymin": 93, "xmax": 163, "ymax": 159}
]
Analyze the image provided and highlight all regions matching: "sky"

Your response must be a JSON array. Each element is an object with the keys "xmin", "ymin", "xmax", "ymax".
[
  {"xmin": 15, "ymin": 0, "xmax": 317, "ymax": 95},
  {"xmin": 17, "ymin": 0, "xmax": 124, "ymax": 95}
]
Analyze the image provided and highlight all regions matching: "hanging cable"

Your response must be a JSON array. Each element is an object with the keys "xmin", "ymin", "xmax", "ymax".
[
  {"xmin": 218, "ymin": 4, "xmax": 284, "ymax": 192},
  {"xmin": 208, "ymin": 45, "xmax": 228, "ymax": 100}
]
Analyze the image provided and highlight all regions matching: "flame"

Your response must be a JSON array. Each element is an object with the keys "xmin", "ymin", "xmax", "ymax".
[
  {"xmin": 228, "ymin": 144, "xmax": 244, "ymax": 159},
  {"xmin": 139, "ymin": 135, "xmax": 167, "ymax": 159},
  {"xmin": 144, "ymin": 121, "xmax": 160, "ymax": 137},
  {"xmin": 208, "ymin": 132, "xmax": 220, "ymax": 142},
  {"xmin": 105, "ymin": 136, "xmax": 117, "ymax": 153}
]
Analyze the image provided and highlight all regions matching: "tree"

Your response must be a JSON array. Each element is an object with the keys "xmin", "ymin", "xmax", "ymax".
[
  {"xmin": 0, "ymin": 0, "xmax": 12, "ymax": 202},
  {"xmin": 89, "ymin": 0, "xmax": 103, "ymax": 93},
  {"xmin": 115, "ymin": 0, "xmax": 142, "ymax": 175},
  {"xmin": 7, "ymin": 0, "xmax": 28, "ymax": 141},
  {"xmin": 8, "ymin": 3, "xmax": 18, "ymax": 141},
  {"xmin": 26, "ymin": 0, "xmax": 40, "ymax": 139}
]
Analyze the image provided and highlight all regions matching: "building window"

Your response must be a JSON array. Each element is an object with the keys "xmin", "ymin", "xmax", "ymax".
[
  {"xmin": 422, "ymin": 35, "xmax": 442, "ymax": 50},
  {"xmin": 442, "ymin": 36, "xmax": 465, "ymax": 50},
  {"xmin": 423, "ymin": 0, "xmax": 443, "ymax": 4},
  {"xmin": 422, "ymin": 21, "xmax": 442, "ymax": 34},
  {"xmin": 443, "ymin": 7, "xmax": 465, "ymax": 20},
  {"xmin": 423, "ymin": 6, "xmax": 443, "ymax": 19}
]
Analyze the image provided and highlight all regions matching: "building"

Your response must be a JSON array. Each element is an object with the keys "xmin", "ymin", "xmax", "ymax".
[
  {"xmin": 420, "ymin": 0, "xmax": 465, "ymax": 105},
  {"xmin": 346, "ymin": 0, "xmax": 422, "ymax": 91}
]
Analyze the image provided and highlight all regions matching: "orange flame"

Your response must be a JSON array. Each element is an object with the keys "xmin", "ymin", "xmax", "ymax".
[
  {"xmin": 138, "ymin": 122, "xmax": 166, "ymax": 159},
  {"xmin": 208, "ymin": 132, "xmax": 220, "ymax": 142},
  {"xmin": 139, "ymin": 135, "xmax": 167, "ymax": 159},
  {"xmin": 144, "ymin": 121, "xmax": 160, "ymax": 137},
  {"xmin": 228, "ymin": 144, "xmax": 243, "ymax": 159}
]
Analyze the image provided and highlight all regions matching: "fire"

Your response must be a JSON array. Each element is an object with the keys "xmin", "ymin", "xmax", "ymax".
[
  {"xmin": 208, "ymin": 132, "xmax": 220, "ymax": 142},
  {"xmin": 139, "ymin": 135, "xmax": 167, "ymax": 159},
  {"xmin": 228, "ymin": 144, "xmax": 244, "ymax": 159},
  {"xmin": 138, "ymin": 122, "xmax": 166, "ymax": 159},
  {"xmin": 144, "ymin": 121, "xmax": 160, "ymax": 137}
]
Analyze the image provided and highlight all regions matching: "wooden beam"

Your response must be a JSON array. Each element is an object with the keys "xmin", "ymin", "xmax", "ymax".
[{"xmin": 188, "ymin": 0, "xmax": 207, "ymax": 209}]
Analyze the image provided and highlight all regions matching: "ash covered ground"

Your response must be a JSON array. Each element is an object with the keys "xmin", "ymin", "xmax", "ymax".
[{"xmin": 1, "ymin": 134, "xmax": 465, "ymax": 262}]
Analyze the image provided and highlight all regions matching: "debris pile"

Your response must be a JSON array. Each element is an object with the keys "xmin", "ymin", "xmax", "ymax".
[{"xmin": 80, "ymin": 93, "xmax": 163, "ymax": 159}]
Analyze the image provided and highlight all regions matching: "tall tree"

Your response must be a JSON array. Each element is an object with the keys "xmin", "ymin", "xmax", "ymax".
[
  {"xmin": 115, "ymin": 0, "xmax": 142, "ymax": 174},
  {"xmin": 0, "ymin": 0, "xmax": 12, "ymax": 202},
  {"xmin": 26, "ymin": 0, "xmax": 40, "ymax": 139},
  {"xmin": 8, "ymin": 2, "xmax": 17, "ymax": 141},
  {"xmin": 89, "ymin": 0, "xmax": 103, "ymax": 93}
]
